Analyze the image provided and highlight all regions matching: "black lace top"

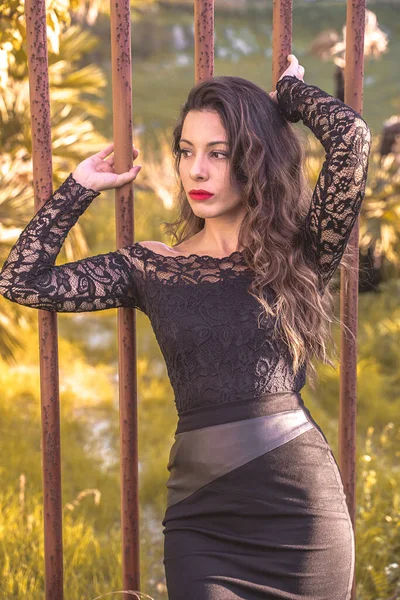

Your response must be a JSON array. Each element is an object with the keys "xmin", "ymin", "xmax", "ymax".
[{"xmin": 0, "ymin": 75, "xmax": 371, "ymax": 414}]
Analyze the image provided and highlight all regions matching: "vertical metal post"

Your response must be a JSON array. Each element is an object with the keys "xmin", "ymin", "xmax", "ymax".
[
  {"xmin": 340, "ymin": 1, "xmax": 366, "ymax": 597},
  {"xmin": 109, "ymin": 0, "xmax": 140, "ymax": 595},
  {"xmin": 194, "ymin": 0, "xmax": 214, "ymax": 82},
  {"xmin": 25, "ymin": 1, "xmax": 63, "ymax": 598},
  {"xmin": 272, "ymin": 0, "xmax": 292, "ymax": 86}
]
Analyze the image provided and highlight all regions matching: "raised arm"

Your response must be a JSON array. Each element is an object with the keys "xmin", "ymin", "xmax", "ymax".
[
  {"xmin": 276, "ymin": 74, "xmax": 372, "ymax": 291},
  {"xmin": 0, "ymin": 173, "xmax": 147, "ymax": 313}
]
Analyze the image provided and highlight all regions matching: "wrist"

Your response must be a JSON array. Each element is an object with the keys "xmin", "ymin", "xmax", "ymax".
[{"xmin": 70, "ymin": 171, "xmax": 99, "ymax": 193}]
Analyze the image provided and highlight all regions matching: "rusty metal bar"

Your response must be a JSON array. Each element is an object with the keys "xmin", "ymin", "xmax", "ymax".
[
  {"xmin": 272, "ymin": 0, "xmax": 292, "ymax": 87},
  {"xmin": 194, "ymin": 0, "xmax": 214, "ymax": 82},
  {"xmin": 25, "ymin": 1, "xmax": 64, "ymax": 598},
  {"xmin": 109, "ymin": 0, "xmax": 140, "ymax": 595},
  {"xmin": 340, "ymin": 1, "xmax": 366, "ymax": 597}
]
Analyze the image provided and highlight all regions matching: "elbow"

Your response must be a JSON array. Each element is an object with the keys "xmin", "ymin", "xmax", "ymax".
[
  {"xmin": 344, "ymin": 117, "xmax": 372, "ymax": 176},
  {"xmin": 354, "ymin": 114, "xmax": 371, "ymax": 133},
  {"xmin": 0, "ymin": 282, "xmax": 24, "ymax": 306},
  {"xmin": 353, "ymin": 116, "xmax": 372, "ymax": 156},
  {"xmin": 0, "ymin": 271, "xmax": 12, "ymax": 299},
  {"xmin": 0, "ymin": 274, "xmax": 47, "ymax": 311},
  {"xmin": 0, "ymin": 285, "xmax": 24, "ymax": 307},
  {"xmin": 0, "ymin": 268, "xmax": 24, "ymax": 305}
]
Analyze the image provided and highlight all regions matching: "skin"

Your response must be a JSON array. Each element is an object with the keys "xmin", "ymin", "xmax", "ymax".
[
  {"xmin": 172, "ymin": 109, "xmax": 246, "ymax": 257},
  {"xmin": 71, "ymin": 55, "xmax": 305, "ymax": 258}
]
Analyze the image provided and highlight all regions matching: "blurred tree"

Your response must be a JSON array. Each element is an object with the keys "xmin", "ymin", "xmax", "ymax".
[
  {"xmin": 309, "ymin": 9, "xmax": 400, "ymax": 291},
  {"xmin": 359, "ymin": 150, "xmax": 400, "ymax": 289}
]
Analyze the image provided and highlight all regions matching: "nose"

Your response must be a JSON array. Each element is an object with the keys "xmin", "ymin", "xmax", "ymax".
[{"xmin": 189, "ymin": 153, "xmax": 208, "ymax": 180}]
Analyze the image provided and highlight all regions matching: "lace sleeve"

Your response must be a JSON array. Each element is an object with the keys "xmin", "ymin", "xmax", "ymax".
[
  {"xmin": 0, "ymin": 173, "xmax": 147, "ymax": 313},
  {"xmin": 276, "ymin": 75, "xmax": 372, "ymax": 290}
]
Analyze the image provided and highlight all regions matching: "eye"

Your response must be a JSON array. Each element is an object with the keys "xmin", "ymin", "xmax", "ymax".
[
  {"xmin": 210, "ymin": 151, "xmax": 228, "ymax": 159},
  {"xmin": 178, "ymin": 149, "xmax": 228, "ymax": 159}
]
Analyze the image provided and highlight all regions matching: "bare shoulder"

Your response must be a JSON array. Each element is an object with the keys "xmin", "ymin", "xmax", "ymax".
[
  {"xmin": 137, "ymin": 240, "xmax": 178, "ymax": 257},
  {"xmin": 138, "ymin": 237, "xmax": 202, "ymax": 257}
]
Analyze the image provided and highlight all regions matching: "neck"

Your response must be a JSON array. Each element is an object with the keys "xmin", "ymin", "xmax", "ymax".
[{"xmin": 197, "ymin": 208, "xmax": 247, "ymax": 255}]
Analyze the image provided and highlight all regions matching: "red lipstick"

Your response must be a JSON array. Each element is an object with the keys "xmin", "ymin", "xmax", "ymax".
[{"xmin": 189, "ymin": 189, "xmax": 214, "ymax": 201}]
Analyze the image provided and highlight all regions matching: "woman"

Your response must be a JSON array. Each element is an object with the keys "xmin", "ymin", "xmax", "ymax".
[{"xmin": 0, "ymin": 54, "xmax": 371, "ymax": 599}]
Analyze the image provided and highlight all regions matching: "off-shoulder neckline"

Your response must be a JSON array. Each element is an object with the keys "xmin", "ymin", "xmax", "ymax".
[{"xmin": 135, "ymin": 242, "xmax": 246, "ymax": 262}]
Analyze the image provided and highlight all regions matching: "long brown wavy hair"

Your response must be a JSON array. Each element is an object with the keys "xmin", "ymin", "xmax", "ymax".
[{"xmin": 163, "ymin": 75, "xmax": 353, "ymax": 389}]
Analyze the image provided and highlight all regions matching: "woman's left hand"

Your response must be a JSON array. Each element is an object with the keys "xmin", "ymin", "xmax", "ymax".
[{"xmin": 269, "ymin": 54, "xmax": 305, "ymax": 103}]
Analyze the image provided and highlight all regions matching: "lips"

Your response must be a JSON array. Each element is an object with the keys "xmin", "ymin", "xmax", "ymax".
[{"xmin": 189, "ymin": 190, "xmax": 214, "ymax": 200}]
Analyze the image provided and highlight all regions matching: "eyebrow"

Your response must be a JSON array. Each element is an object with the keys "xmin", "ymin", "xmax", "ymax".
[{"xmin": 179, "ymin": 139, "xmax": 229, "ymax": 147}]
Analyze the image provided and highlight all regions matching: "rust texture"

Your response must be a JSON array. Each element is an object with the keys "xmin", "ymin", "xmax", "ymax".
[
  {"xmin": 110, "ymin": 0, "xmax": 140, "ymax": 596},
  {"xmin": 340, "ymin": 0, "xmax": 366, "ymax": 597},
  {"xmin": 194, "ymin": 0, "xmax": 214, "ymax": 82},
  {"xmin": 272, "ymin": 0, "xmax": 293, "ymax": 85},
  {"xmin": 25, "ymin": 0, "xmax": 64, "ymax": 598}
]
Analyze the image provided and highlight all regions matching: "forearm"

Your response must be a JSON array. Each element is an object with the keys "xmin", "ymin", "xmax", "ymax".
[
  {"xmin": 276, "ymin": 75, "xmax": 372, "ymax": 290},
  {"xmin": 0, "ymin": 173, "xmax": 100, "ymax": 306},
  {"xmin": 275, "ymin": 75, "xmax": 370, "ymax": 154}
]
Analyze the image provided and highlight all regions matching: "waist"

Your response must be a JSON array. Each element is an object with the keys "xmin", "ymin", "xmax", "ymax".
[{"xmin": 175, "ymin": 391, "xmax": 307, "ymax": 434}]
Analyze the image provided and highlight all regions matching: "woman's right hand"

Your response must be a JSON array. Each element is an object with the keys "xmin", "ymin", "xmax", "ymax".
[{"xmin": 71, "ymin": 143, "xmax": 142, "ymax": 192}]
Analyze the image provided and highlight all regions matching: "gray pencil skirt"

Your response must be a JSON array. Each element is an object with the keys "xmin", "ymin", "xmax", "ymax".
[{"xmin": 162, "ymin": 392, "xmax": 354, "ymax": 600}]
